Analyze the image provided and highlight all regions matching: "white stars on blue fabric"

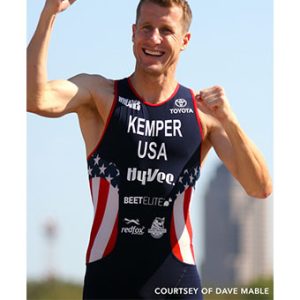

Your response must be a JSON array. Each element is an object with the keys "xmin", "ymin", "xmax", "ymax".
[
  {"xmin": 94, "ymin": 155, "xmax": 101, "ymax": 166},
  {"xmin": 88, "ymin": 154, "xmax": 120, "ymax": 190},
  {"xmin": 172, "ymin": 166, "xmax": 200, "ymax": 198}
]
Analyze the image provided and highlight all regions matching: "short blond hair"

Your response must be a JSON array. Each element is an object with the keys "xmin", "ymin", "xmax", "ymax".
[{"xmin": 136, "ymin": 0, "xmax": 192, "ymax": 32}]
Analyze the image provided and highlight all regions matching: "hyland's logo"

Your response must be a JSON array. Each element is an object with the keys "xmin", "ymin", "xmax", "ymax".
[
  {"xmin": 119, "ymin": 96, "xmax": 141, "ymax": 111},
  {"xmin": 148, "ymin": 217, "xmax": 167, "ymax": 239},
  {"xmin": 121, "ymin": 218, "xmax": 145, "ymax": 236},
  {"xmin": 171, "ymin": 98, "xmax": 194, "ymax": 114}
]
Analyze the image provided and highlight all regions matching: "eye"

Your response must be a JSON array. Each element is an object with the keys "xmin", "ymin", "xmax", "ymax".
[
  {"xmin": 141, "ymin": 25, "xmax": 152, "ymax": 33},
  {"xmin": 160, "ymin": 27, "xmax": 173, "ymax": 35}
]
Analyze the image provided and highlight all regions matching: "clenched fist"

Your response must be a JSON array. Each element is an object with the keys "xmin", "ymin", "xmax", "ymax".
[
  {"xmin": 196, "ymin": 86, "xmax": 236, "ymax": 123},
  {"xmin": 43, "ymin": 0, "xmax": 77, "ymax": 15}
]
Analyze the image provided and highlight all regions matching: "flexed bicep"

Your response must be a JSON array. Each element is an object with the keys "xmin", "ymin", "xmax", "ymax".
[{"xmin": 28, "ymin": 73, "xmax": 93, "ymax": 118}]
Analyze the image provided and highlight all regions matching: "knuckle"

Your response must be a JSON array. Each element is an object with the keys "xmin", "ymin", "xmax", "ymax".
[
  {"xmin": 200, "ymin": 92, "xmax": 207, "ymax": 99},
  {"xmin": 214, "ymin": 85, "xmax": 224, "ymax": 93}
]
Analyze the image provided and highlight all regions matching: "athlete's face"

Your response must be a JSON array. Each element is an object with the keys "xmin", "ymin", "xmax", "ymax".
[{"xmin": 132, "ymin": 2, "xmax": 191, "ymax": 76}]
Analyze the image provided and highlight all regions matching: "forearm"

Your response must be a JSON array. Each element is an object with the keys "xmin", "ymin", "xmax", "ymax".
[
  {"xmin": 222, "ymin": 117, "xmax": 272, "ymax": 198},
  {"xmin": 27, "ymin": 8, "xmax": 56, "ymax": 111}
]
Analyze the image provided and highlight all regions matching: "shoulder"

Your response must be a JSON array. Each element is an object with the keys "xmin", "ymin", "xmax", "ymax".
[
  {"xmin": 68, "ymin": 73, "xmax": 115, "ymax": 121},
  {"xmin": 70, "ymin": 73, "xmax": 115, "ymax": 107},
  {"xmin": 69, "ymin": 73, "xmax": 114, "ymax": 93}
]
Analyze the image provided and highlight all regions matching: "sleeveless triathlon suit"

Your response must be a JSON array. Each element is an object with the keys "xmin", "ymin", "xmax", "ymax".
[{"xmin": 83, "ymin": 78, "xmax": 204, "ymax": 299}]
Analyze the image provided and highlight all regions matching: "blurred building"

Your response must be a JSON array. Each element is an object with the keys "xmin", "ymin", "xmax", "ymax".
[{"xmin": 201, "ymin": 164, "xmax": 272, "ymax": 286}]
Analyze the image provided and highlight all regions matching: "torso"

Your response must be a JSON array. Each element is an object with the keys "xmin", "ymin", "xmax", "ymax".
[
  {"xmin": 81, "ymin": 77, "xmax": 204, "ymax": 298},
  {"xmin": 77, "ymin": 75, "xmax": 212, "ymax": 163}
]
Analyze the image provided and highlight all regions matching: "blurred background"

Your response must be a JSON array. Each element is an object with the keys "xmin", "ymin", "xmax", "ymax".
[{"xmin": 27, "ymin": 0, "xmax": 273, "ymax": 299}]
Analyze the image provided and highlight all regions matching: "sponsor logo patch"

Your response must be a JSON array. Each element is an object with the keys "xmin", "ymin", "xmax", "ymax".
[
  {"xmin": 170, "ymin": 99, "xmax": 193, "ymax": 114},
  {"xmin": 127, "ymin": 168, "xmax": 175, "ymax": 186},
  {"xmin": 175, "ymin": 98, "xmax": 187, "ymax": 108},
  {"xmin": 148, "ymin": 217, "xmax": 167, "ymax": 239},
  {"xmin": 121, "ymin": 218, "xmax": 145, "ymax": 236},
  {"xmin": 123, "ymin": 196, "xmax": 173, "ymax": 207},
  {"xmin": 119, "ymin": 96, "xmax": 141, "ymax": 111}
]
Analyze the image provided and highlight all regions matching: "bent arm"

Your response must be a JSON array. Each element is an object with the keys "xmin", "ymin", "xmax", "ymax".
[
  {"xmin": 209, "ymin": 117, "xmax": 272, "ymax": 199},
  {"xmin": 27, "ymin": 7, "xmax": 55, "ymax": 113},
  {"xmin": 197, "ymin": 86, "xmax": 272, "ymax": 199},
  {"xmin": 27, "ymin": 1, "xmax": 90, "ymax": 117}
]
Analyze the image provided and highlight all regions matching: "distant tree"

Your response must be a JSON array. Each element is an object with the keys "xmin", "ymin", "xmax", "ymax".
[{"xmin": 27, "ymin": 279, "xmax": 83, "ymax": 300}]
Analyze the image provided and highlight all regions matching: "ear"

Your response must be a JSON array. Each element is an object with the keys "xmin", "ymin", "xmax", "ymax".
[
  {"xmin": 132, "ymin": 24, "xmax": 137, "ymax": 42},
  {"xmin": 181, "ymin": 32, "xmax": 191, "ymax": 51}
]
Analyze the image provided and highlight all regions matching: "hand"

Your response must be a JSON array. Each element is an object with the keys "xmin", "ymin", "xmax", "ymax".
[
  {"xmin": 43, "ymin": 0, "xmax": 77, "ymax": 15},
  {"xmin": 195, "ymin": 86, "xmax": 236, "ymax": 124}
]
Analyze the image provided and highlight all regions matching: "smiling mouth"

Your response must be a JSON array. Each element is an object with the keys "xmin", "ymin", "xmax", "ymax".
[{"xmin": 143, "ymin": 49, "xmax": 165, "ymax": 57}]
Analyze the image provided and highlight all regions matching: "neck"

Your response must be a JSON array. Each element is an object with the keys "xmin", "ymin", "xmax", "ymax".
[{"xmin": 129, "ymin": 70, "xmax": 178, "ymax": 104}]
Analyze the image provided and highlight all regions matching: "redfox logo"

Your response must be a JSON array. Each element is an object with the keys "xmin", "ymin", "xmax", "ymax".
[{"xmin": 121, "ymin": 218, "xmax": 145, "ymax": 236}]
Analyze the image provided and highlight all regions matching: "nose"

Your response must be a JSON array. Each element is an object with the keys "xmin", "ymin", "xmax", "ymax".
[{"xmin": 149, "ymin": 28, "xmax": 162, "ymax": 44}]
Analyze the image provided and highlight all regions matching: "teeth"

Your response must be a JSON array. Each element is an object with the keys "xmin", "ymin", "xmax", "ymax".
[{"xmin": 144, "ymin": 49, "xmax": 163, "ymax": 56}]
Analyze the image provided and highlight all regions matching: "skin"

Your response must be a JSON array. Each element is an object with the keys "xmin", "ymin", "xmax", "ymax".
[{"xmin": 27, "ymin": 0, "xmax": 272, "ymax": 198}]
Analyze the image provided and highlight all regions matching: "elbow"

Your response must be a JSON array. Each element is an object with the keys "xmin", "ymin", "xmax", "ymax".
[
  {"xmin": 246, "ymin": 181, "xmax": 273, "ymax": 199},
  {"xmin": 27, "ymin": 93, "xmax": 45, "ymax": 114},
  {"xmin": 27, "ymin": 101, "xmax": 37, "ymax": 113},
  {"xmin": 249, "ymin": 190, "xmax": 272, "ymax": 200},
  {"xmin": 26, "ymin": 87, "xmax": 46, "ymax": 114},
  {"xmin": 27, "ymin": 100, "xmax": 41, "ymax": 114},
  {"xmin": 27, "ymin": 102, "xmax": 51, "ymax": 117}
]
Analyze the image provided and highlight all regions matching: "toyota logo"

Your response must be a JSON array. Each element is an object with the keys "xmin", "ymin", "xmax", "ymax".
[{"xmin": 175, "ymin": 98, "xmax": 187, "ymax": 108}]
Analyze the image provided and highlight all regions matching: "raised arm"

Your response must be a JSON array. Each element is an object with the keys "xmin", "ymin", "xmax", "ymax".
[
  {"xmin": 27, "ymin": 0, "xmax": 92, "ymax": 117},
  {"xmin": 196, "ymin": 86, "xmax": 272, "ymax": 199}
]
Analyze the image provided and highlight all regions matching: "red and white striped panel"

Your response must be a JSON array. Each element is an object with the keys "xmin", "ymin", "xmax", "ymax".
[
  {"xmin": 171, "ymin": 187, "xmax": 196, "ymax": 265},
  {"xmin": 86, "ymin": 178, "xmax": 119, "ymax": 263}
]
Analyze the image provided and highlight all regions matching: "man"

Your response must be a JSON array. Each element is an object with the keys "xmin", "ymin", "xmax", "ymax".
[{"xmin": 27, "ymin": 0, "xmax": 272, "ymax": 299}]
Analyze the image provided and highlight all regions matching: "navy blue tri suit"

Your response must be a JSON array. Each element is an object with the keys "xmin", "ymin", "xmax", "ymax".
[{"xmin": 83, "ymin": 78, "xmax": 204, "ymax": 299}]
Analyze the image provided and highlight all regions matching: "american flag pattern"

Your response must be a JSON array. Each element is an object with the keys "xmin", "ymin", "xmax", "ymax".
[
  {"xmin": 86, "ymin": 154, "xmax": 120, "ymax": 263},
  {"xmin": 170, "ymin": 166, "xmax": 201, "ymax": 265},
  {"xmin": 171, "ymin": 166, "xmax": 200, "ymax": 200},
  {"xmin": 87, "ymin": 154, "xmax": 120, "ymax": 189}
]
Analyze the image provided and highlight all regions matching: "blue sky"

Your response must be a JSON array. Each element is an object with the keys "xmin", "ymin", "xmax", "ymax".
[{"xmin": 27, "ymin": 0, "xmax": 273, "ymax": 282}]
